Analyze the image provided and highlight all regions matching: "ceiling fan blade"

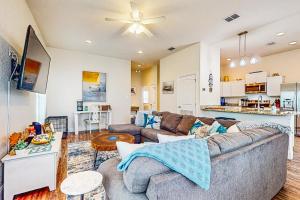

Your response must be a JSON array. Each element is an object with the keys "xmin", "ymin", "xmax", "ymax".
[
  {"xmin": 105, "ymin": 17, "xmax": 133, "ymax": 23},
  {"xmin": 142, "ymin": 26, "xmax": 154, "ymax": 37},
  {"xmin": 141, "ymin": 16, "xmax": 166, "ymax": 24},
  {"xmin": 121, "ymin": 25, "xmax": 132, "ymax": 36}
]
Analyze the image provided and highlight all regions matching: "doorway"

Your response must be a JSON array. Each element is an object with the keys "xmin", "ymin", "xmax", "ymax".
[{"xmin": 177, "ymin": 74, "xmax": 196, "ymax": 115}]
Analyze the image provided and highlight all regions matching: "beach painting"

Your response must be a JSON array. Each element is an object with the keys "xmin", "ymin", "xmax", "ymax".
[{"xmin": 82, "ymin": 71, "xmax": 106, "ymax": 102}]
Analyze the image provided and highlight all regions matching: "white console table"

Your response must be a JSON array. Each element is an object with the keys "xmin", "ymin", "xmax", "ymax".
[
  {"xmin": 1, "ymin": 132, "xmax": 62, "ymax": 200},
  {"xmin": 74, "ymin": 110, "xmax": 112, "ymax": 135}
]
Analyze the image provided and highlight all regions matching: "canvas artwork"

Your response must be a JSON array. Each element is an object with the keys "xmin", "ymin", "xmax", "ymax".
[
  {"xmin": 82, "ymin": 71, "xmax": 107, "ymax": 102},
  {"xmin": 162, "ymin": 81, "xmax": 174, "ymax": 94},
  {"xmin": 131, "ymin": 87, "xmax": 136, "ymax": 95}
]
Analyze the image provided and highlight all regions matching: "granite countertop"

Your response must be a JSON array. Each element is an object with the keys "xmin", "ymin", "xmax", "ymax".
[{"xmin": 201, "ymin": 106, "xmax": 296, "ymax": 116}]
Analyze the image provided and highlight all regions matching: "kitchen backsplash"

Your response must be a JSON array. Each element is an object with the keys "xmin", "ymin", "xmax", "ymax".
[{"xmin": 225, "ymin": 94, "xmax": 277, "ymax": 106}]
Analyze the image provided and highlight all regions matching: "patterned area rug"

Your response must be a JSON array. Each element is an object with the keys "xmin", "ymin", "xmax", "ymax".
[{"xmin": 67, "ymin": 141, "xmax": 119, "ymax": 200}]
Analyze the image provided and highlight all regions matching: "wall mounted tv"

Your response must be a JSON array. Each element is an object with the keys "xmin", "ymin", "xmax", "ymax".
[{"xmin": 17, "ymin": 25, "xmax": 51, "ymax": 94}]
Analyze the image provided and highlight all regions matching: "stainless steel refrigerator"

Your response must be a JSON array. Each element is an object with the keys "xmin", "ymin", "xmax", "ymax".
[{"xmin": 280, "ymin": 83, "xmax": 300, "ymax": 136}]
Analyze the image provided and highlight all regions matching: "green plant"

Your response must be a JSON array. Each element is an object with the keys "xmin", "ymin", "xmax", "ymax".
[{"xmin": 14, "ymin": 140, "xmax": 28, "ymax": 150}]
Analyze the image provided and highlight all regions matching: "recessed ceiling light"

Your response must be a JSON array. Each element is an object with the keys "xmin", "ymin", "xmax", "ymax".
[
  {"xmin": 227, "ymin": 58, "xmax": 231, "ymax": 61},
  {"xmin": 276, "ymin": 32, "xmax": 285, "ymax": 36},
  {"xmin": 137, "ymin": 50, "xmax": 143, "ymax": 54},
  {"xmin": 85, "ymin": 40, "xmax": 92, "ymax": 44},
  {"xmin": 289, "ymin": 41, "xmax": 297, "ymax": 45},
  {"xmin": 137, "ymin": 64, "xmax": 142, "ymax": 67}
]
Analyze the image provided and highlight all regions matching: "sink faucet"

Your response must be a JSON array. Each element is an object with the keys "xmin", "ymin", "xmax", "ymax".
[{"xmin": 258, "ymin": 95, "xmax": 263, "ymax": 110}]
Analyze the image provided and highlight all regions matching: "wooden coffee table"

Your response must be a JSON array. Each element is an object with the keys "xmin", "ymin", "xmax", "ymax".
[{"xmin": 91, "ymin": 133, "xmax": 135, "ymax": 168}]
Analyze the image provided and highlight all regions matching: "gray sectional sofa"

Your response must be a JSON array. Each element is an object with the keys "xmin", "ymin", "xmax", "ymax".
[{"xmin": 101, "ymin": 112, "xmax": 288, "ymax": 200}]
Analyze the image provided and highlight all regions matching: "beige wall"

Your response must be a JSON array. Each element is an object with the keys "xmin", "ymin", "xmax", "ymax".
[
  {"xmin": 221, "ymin": 49, "xmax": 300, "ymax": 83},
  {"xmin": 131, "ymin": 70, "xmax": 142, "ymax": 107},
  {"xmin": 160, "ymin": 43, "xmax": 200, "ymax": 113},
  {"xmin": 131, "ymin": 63, "xmax": 159, "ymax": 111}
]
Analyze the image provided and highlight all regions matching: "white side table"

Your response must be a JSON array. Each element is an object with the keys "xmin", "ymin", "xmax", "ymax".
[{"xmin": 60, "ymin": 171, "xmax": 103, "ymax": 200}]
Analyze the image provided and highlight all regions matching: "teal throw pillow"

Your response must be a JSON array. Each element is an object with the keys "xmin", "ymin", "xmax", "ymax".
[
  {"xmin": 217, "ymin": 125, "xmax": 227, "ymax": 134},
  {"xmin": 189, "ymin": 119, "xmax": 204, "ymax": 135}
]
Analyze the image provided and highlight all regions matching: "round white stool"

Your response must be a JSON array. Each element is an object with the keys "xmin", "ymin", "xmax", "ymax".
[{"xmin": 60, "ymin": 171, "xmax": 103, "ymax": 200}]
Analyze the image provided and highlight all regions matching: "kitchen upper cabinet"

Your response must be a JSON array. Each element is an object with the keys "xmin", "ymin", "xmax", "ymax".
[
  {"xmin": 221, "ymin": 82, "xmax": 231, "ymax": 97},
  {"xmin": 220, "ymin": 81, "xmax": 245, "ymax": 97},
  {"xmin": 245, "ymin": 71, "xmax": 267, "ymax": 84},
  {"xmin": 267, "ymin": 76, "xmax": 283, "ymax": 96},
  {"xmin": 231, "ymin": 80, "xmax": 246, "ymax": 97}
]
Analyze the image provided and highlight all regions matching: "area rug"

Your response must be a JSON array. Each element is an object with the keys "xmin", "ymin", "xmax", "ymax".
[{"xmin": 67, "ymin": 141, "xmax": 119, "ymax": 200}]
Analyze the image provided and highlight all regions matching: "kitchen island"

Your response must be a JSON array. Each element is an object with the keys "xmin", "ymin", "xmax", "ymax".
[{"xmin": 201, "ymin": 106, "xmax": 296, "ymax": 160}]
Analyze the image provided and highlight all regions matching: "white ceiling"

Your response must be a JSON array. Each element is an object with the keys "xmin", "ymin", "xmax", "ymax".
[{"xmin": 26, "ymin": 0, "xmax": 300, "ymax": 64}]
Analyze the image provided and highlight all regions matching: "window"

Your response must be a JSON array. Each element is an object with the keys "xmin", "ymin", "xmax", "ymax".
[{"xmin": 143, "ymin": 90, "xmax": 149, "ymax": 104}]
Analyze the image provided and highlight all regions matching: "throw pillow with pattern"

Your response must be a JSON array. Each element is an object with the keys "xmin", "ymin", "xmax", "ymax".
[
  {"xmin": 145, "ymin": 115, "xmax": 161, "ymax": 129},
  {"xmin": 189, "ymin": 119, "xmax": 204, "ymax": 135}
]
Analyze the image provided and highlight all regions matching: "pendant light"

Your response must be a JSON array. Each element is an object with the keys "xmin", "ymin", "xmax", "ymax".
[
  {"xmin": 229, "ymin": 31, "xmax": 261, "ymax": 68},
  {"xmin": 239, "ymin": 32, "xmax": 249, "ymax": 67}
]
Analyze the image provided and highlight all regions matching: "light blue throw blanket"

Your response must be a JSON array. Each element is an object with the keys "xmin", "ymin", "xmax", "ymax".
[{"xmin": 117, "ymin": 139, "xmax": 211, "ymax": 190}]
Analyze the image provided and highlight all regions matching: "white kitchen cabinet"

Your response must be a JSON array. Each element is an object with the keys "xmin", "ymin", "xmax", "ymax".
[
  {"xmin": 245, "ymin": 71, "xmax": 267, "ymax": 84},
  {"xmin": 231, "ymin": 80, "xmax": 246, "ymax": 97},
  {"xmin": 267, "ymin": 76, "xmax": 283, "ymax": 96},
  {"xmin": 220, "ymin": 81, "xmax": 245, "ymax": 97},
  {"xmin": 221, "ymin": 82, "xmax": 231, "ymax": 97}
]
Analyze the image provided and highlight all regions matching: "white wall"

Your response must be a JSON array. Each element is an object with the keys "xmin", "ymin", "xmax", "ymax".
[
  {"xmin": 221, "ymin": 49, "xmax": 300, "ymax": 83},
  {"xmin": 160, "ymin": 43, "xmax": 221, "ymax": 114},
  {"xmin": 160, "ymin": 43, "xmax": 200, "ymax": 113},
  {"xmin": 199, "ymin": 43, "xmax": 221, "ymax": 106},
  {"xmin": 0, "ymin": 0, "xmax": 45, "ymax": 157},
  {"xmin": 46, "ymin": 48, "xmax": 131, "ymax": 132}
]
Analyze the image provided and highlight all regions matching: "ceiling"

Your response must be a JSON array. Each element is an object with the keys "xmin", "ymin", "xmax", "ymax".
[{"xmin": 26, "ymin": 0, "xmax": 300, "ymax": 64}]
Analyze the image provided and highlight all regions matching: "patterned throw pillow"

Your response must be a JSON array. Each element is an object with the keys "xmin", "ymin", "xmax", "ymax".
[
  {"xmin": 195, "ymin": 125, "xmax": 210, "ymax": 138},
  {"xmin": 207, "ymin": 121, "xmax": 221, "ymax": 134},
  {"xmin": 145, "ymin": 115, "xmax": 161, "ymax": 129},
  {"xmin": 189, "ymin": 119, "xmax": 204, "ymax": 135},
  {"xmin": 216, "ymin": 125, "xmax": 227, "ymax": 134}
]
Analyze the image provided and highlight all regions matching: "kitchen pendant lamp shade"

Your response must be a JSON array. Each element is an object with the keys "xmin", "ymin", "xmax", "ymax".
[
  {"xmin": 250, "ymin": 55, "xmax": 261, "ymax": 65},
  {"xmin": 229, "ymin": 60, "xmax": 237, "ymax": 68},
  {"xmin": 228, "ymin": 31, "xmax": 261, "ymax": 68},
  {"xmin": 240, "ymin": 57, "xmax": 249, "ymax": 67}
]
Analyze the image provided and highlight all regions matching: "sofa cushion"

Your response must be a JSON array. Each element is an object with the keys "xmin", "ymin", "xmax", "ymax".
[
  {"xmin": 160, "ymin": 113, "xmax": 183, "ymax": 133},
  {"xmin": 197, "ymin": 117, "xmax": 215, "ymax": 125},
  {"xmin": 176, "ymin": 115, "xmax": 197, "ymax": 135},
  {"xmin": 108, "ymin": 124, "xmax": 142, "ymax": 136},
  {"xmin": 98, "ymin": 158, "xmax": 148, "ymax": 200},
  {"xmin": 241, "ymin": 127, "xmax": 278, "ymax": 142},
  {"xmin": 123, "ymin": 157, "xmax": 170, "ymax": 193},
  {"xmin": 217, "ymin": 119, "xmax": 239, "ymax": 128},
  {"xmin": 141, "ymin": 128, "xmax": 175, "ymax": 142},
  {"xmin": 209, "ymin": 132, "xmax": 252, "ymax": 154}
]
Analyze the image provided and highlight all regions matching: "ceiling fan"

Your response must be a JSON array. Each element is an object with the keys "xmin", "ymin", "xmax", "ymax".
[{"xmin": 105, "ymin": 1, "xmax": 166, "ymax": 37}]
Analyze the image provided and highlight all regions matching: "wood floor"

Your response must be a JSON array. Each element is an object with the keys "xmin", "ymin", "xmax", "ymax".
[{"xmin": 15, "ymin": 132, "xmax": 300, "ymax": 200}]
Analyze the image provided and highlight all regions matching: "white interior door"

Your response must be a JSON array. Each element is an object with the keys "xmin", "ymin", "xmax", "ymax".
[{"xmin": 177, "ymin": 74, "xmax": 196, "ymax": 115}]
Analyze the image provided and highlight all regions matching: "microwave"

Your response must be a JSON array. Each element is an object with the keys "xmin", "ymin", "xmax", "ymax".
[{"xmin": 245, "ymin": 83, "xmax": 266, "ymax": 94}]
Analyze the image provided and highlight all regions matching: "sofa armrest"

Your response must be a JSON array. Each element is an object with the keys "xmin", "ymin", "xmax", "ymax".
[{"xmin": 146, "ymin": 171, "xmax": 203, "ymax": 200}]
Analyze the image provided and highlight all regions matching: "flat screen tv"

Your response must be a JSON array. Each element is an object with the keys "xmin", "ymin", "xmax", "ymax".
[{"xmin": 17, "ymin": 25, "xmax": 51, "ymax": 94}]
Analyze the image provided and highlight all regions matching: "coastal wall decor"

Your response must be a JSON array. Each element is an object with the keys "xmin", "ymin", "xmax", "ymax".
[
  {"xmin": 162, "ymin": 81, "xmax": 174, "ymax": 94},
  {"xmin": 82, "ymin": 71, "xmax": 107, "ymax": 102}
]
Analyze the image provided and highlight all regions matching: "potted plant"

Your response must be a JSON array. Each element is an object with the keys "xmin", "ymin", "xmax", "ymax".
[{"xmin": 14, "ymin": 140, "xmax": 29, "ymax": 155}]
